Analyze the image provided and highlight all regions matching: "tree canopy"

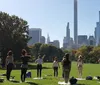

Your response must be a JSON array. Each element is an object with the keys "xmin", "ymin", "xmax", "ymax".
[{"xmin": 0, "ymin": 12, "xmax": 30, "ymax": 62}]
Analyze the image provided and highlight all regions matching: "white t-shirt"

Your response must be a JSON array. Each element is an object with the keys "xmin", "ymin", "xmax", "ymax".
[
  {"xmin": 53, "ymin": 60, "xmax": 59, "ymax": 67},
  {"xmin": 35, "ymin": 58, "xmax": 43, "ymax": 64}
]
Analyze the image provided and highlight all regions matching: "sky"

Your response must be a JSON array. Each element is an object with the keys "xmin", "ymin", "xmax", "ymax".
[{"xmin": 0, "ymin": 0, "xmax": 100, "ymax": 47}]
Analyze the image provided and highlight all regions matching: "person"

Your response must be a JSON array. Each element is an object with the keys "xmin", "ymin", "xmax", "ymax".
[
  {"xmin": 35, "ymin": 55, "xmax": 43, "ymax": 78},
  {"xmin": 62, "ymin": 53, "xmax": 71, "ymax": 83},
  {"xmin": 52, "ymin": 57, "xmax": 60, "ymax": 77},
  {"xmin": 5, "ymin": 50, "xmax": 15, "ymax": 80},
  {"xmin": 20, "ymin": 49, "xmax": 31, "ymax": 82},
  {"xmin": 77, "ymin": 55, "xmax": 83, "ymax": 78}
]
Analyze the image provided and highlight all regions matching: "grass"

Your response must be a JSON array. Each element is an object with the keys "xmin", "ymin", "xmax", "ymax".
[{"xmin": 0, "ymin": 62, "xmax": 100, "ymax": 85}]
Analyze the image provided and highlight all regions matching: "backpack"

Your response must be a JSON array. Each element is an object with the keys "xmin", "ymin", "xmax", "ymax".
[
  {"xmin": 86, "ymin": 76, "xmax": 93, "ymax": 80},
  {"xmin": 69, "ymin": 77, "xmax": 77, "ymax": 85}
]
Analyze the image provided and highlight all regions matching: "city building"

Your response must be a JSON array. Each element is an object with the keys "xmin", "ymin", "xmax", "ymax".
[
  {"xmin": 40, "ymin": 36, "xmax": 45, "ymax": 44},
  {"xmin": 53, "ymin": 40, "xmax": 60, "ymax": 48},
  {"xmin": 74, "ymin": 0, "xmax": 78, "ymax": 45},
  {"xmin": 48, "ymin": 40, "xmax": 60, "ymax": 48},
  {"xmin": 95, "ymin": 11, "xmax": 100, "ymax": 46},
  {"xmin": 78, "ymin": 35, "xmax": 88, "ymax": 47},
  {"xmin": 28, "ymin": 28, "xmax": 41, "ymax": 45},
  {"xmin": 47, "ymin": 34, "xmax": 50, "ymax": 44},
  {"xmin": 66, "ymin": 22, "xmax": 70, "ymax": 44},
  {"xmin": 88, "ymin": 36, "xmax": 95, "ymax": 46},
  {"xmin": 63, "ymin": 37, "xmax": 67, "ymax": 49}
]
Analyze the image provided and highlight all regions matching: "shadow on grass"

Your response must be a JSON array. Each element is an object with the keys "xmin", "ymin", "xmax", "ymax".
[
  {"xmin": 77, "ymin": 84, "xmax": 86, "ymax": 85},
  {"xmin": 10, "ymin": 80, "xmax": 20, "ymax": 83},
  {"xmin": 13, "ymin": 64, "xmax": 51, "ymax": 70},
  {"xmin": 26, "ymin": 81, "xmax": 38, "ymax": 85}
]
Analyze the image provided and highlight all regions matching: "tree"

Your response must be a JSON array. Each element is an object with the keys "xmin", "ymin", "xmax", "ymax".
[
  {"xmin": 30, "ymin": 43, "xmax": 42, "ymax": 59},
  {"xmin": 0, "ymin": 12, "xmax": 30, "ymax": 62},
  {"xmin": 76, "ymin": 46, "xmax": 93, "ymax": 63}
]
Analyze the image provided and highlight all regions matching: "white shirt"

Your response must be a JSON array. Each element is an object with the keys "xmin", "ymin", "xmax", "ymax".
[
  {"xmin": 35, "ymin": 58, "xmax": 43, "ymax": 64},
  {"xmin": 53, "ymin": 60, "xmax": 59, "ymax": 67}
]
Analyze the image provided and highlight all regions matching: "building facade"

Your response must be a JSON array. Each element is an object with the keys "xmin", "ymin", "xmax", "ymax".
[{"xmin": 28, "ymin": 28, "xmax": 42, "ymax": 45}]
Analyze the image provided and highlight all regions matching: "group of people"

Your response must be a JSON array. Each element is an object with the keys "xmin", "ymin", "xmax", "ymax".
[
  {"xmin": 5, "ymin": 49, "xmax": 31, "ymax": 82},
  {"xmin": 5, "ymin": 49, "xmax": 83, "ymax": 83},
  {"xmin": 52, "ymin": 53, "xmax": 83, "ymax": 83},
  {"xmin": 5, "ymin": 49, "xmax": 44, "ymax": 82}
]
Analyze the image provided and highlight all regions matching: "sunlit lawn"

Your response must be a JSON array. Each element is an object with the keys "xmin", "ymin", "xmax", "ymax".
[{"xmin": 0, "ymin": 62, "xmax": 100, "ymax": 85}]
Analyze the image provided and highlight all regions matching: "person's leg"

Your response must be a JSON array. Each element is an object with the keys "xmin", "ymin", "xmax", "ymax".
[
  {"xmin": 6, "ymin": 64, "xmax": 10, "ymax": 80},
  {"xmin": 23, "ymin": 68, "xmax": 27, "ymax": 82},
  {"xmin": 56, "ymin": 67, "xmax": 58, "ymax": 77},
  {"xmin": 21, "ymin": 68, "xmax": 24, "ymax": 82},
  {"xmin": 37, "ymin": 64, "xmax": 39, "ymax": 77},
  {"xmin": 54, "ymin": 67, "xmax": 56, "ymax": 77},
  {"xmin": 40, "ymin": 65, "xmax": 42, "ymax": 78},
  {"xmin": 64, "ymin": 70, "xmax": 70, "ymax": 83},
  {"xmin": 6, "ymin": 64, "xmax": 13, "ymax": 80},
  {"xmin": 79, "ymin": 66, "xmax": 82, "ymax": 78},
  {"xmin": 78, "ymin": 66, "xmax": 82, "ymax": 78}
]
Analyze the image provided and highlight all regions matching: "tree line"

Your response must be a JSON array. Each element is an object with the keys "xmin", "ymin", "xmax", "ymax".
[{"xmin": 0, "ymin": 11, "xmax": 100, "ymax": 64}]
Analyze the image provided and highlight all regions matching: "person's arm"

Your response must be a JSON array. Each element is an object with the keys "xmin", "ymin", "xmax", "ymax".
[
  {"xmin": 5, "ymin": 57, "xmax": 7, "ymax": 68},
  {"xmin": 58, "ymin": 62, "xmax": 60, "ymax": 68},
  {"xmin": 69, "ymin": 61, "xmax": 71, "ymax": 71},
  {"xmin": 12, "ymin": 57, "xmax": 16, "ymax": 68}
]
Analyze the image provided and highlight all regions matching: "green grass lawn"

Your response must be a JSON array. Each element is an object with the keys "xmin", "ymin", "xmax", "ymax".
[{"xmin": 0, "ymin": 62, "xmax": 100, "ymax": 85}]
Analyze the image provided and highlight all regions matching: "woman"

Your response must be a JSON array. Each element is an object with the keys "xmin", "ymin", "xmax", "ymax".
[
  {"xmin": 62, "ymin": 53, "xmax": 71, "ymax": 83},
  {"xmin": 35, "ymin": 55, "xmax": 43, "ymax": 78},
  {"xmin": 20, "ymin": 49, "xmax": 31, "ymax": 82},
  {"xmin": 52, "ymin": 57, "xmax": 60, "ymax": 77},
  {"xmin": 5, "ymin": 50, "xmax": 15, "ymax": 80},
  {"xmin": 77, "ymin": 55, "xmax": 83, "ymax": 78}
]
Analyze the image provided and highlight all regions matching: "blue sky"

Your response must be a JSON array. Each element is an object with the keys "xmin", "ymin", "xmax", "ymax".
[{"xmin": 0, "ymin": 0, "xmax": 100, "ymax": 47}]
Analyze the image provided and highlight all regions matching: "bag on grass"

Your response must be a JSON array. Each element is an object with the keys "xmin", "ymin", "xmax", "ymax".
[
  {"xmin": 86, "ymin": 76, "xmax": 93, "ymax": 80},
  {"xmin": 69, "ymin": 77, "xmax": 77, "ymax": 85}
]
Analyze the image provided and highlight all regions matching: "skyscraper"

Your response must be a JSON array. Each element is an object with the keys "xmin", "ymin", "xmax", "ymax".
[
  {"xmin": 66, "ymin": 22, "xmax": 70, "ymax": 44},
  {"xmin": 47, "ymin": 34, "xmax": 50, "ymax": 44},
  {"xmin": 74, "ymin": 0, "xmax": 78, "ymax": 45},
  {"xmin": 28, "ymin": 28, "xmax": 41, "ymax": 45}
]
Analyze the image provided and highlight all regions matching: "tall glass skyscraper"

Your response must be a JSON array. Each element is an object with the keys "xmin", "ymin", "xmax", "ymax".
[
  {"xmin": 28, "ymin": 28, "xmax": 42, "ymax": 45},
  {"xmin": 74, "ymin": 0, "xmax": 78, "ymax": 45}
]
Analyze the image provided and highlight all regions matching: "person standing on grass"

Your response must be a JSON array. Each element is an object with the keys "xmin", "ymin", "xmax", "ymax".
[
  {"xmin": 52, "ymin": 57, "xmax": 60, "ymax": 77},
  {"xmin": 35, "ymin": 55, "xmax": 43, "ymax": 78},
  {"xmin": 77, "ymin": 55, "xmax": 83, "ymax": 78},
  {"xmin": 62, "ymin": 53, "xmax": 71, "ymax": 83},
  {"xmin": 5, "ymin": 50, "xmax": 15, "ymax": 81},
  {"xmin": 20, "ymin": 49, "xmax": 31, "ymax": 82}
]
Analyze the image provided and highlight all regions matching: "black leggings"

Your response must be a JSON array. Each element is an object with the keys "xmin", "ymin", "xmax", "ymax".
[
  {"xmin": 21, "ymin": 68, "xmax": 27, "ymax": 82},
  {"xmin": 53, "ymin": 67, "xmax": 58, "ymax": 77},
  {"xmin": 6, "ymin": 63, "xmax": 13, "ymax": 80},
  {"xmin": 37, "ymin": 64, "xmax": 42, "ymax": 77}
]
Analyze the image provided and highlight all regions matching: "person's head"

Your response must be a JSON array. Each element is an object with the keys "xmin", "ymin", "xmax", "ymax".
[
  {"xmin": 38, "ymin": 55, "xmax": 42, "ymax": 59},
  {"xmin": 64, "ymin": 53, "xmax": 70, "ymax": 60},
  {"xmin": 21, "ymin": 49, "xmax": 27, "ymax": 56},
  {"xmin": 78, "ymin": 55, "xmax": 82, "ymax": 59},
  {"xmin": 7, "ymin": 50, "xmax": 13, "ymax": 56},
  {"xmin": 54, "ymin": 57, "xmax": 57, "ymax": 61}
]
